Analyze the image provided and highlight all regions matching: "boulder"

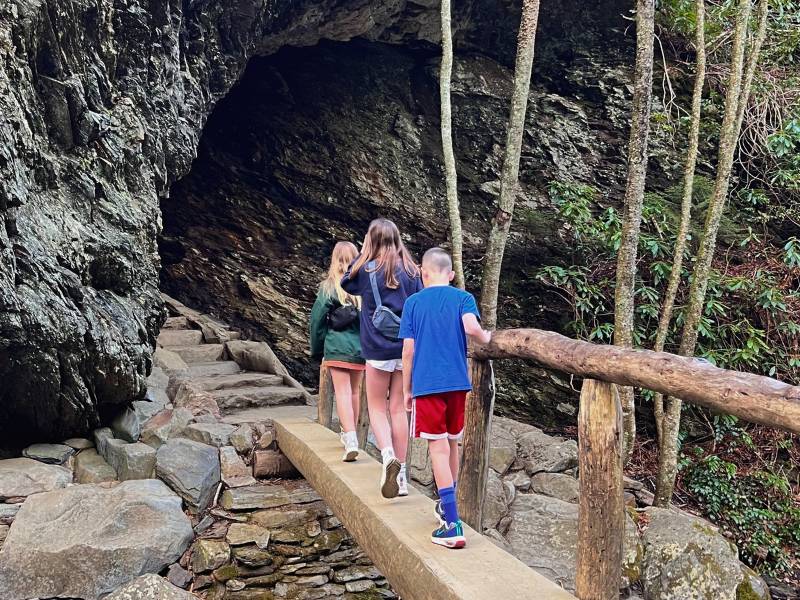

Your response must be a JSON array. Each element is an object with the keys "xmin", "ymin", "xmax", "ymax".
[
  {"xmin": 105, "ymin": 574, "xmax": 196, "ymax": 599},
  {"xmin": 0, "ymin": 458, "xmax": 71, "ymax": 498},
  {"xmin": 192, "ymin": 539, "xmax": 231, "ymax": 573},
  {"xmin": 505, "ymin": 470, "xmax": 531, "ymax": 492},
  {"xmin": 0, "ymin": 502, "xmax": 22, "ymax": 520},
  {"xmin": 173, "ymin": 383, "xmax": 222, "ymax": 419},
  {"xmin": 506, "ymin": 492, "xmax": 641, "ymax": 592},
  {"xmin": 74, "ymin": 448, "xmax": 117, "ymax": 484},
  {"xmin": 166, "ymin": 563, "xmax": 193, "ymax": 589},
  {"xmin": 0, "ymin": 480, "xmax": 193, "ymax": 600},
  {"xmin": 529, "ymin": 472, "xmax": 580, "ymax": 504},
  {"xmin": 156, "ymin": 438, "xmax": 220, "ymax": 512},
  {"xmin": 105, "ymin": 439, "xmax": 157, "ymax": 480},
  {"xmin": 230, "ymin": 424, "xmax": 255, "ymax": 454},
  {"xmin": 63, "ymin": 438, "xmax": 94, "ymax": 450},
  {"xmin": 140, "ymin": 408, "xmax": 194, "ymax": 448},
  {"xmin": 111, "ymin": 406, "xmax": 142, "ymax": 442},
  {"xmin": 517, "ymin": 429, "xmax": 578, "ymax": 475},
  {"xmin": 408, "ymin": 438, "xmax": 434, "ymax": 487},
  {"xmin": 94, "ymin": 427, "xmax": 115, "ymax": 456},
  {"xmin": 253, "ymin": 449, "xmax": 298, "ymax": 478},
  {"xmin": 227, "ymin": 523, "xmax": 271, "ymax": 548},
  {"xmin": 641, "ymin": 507, "xmax": 769, "ymax": 600},
  {"xmin": 180, "ymin": 422, "xmax": 237, "ymax": 447},
  {"xmin": 153, "ymin": 347, "xmax": 189, "ymax": 371},
  {"xmin": 221, "ymin": 483, "xmax": 320, "ymax": 511},
  {"xmin": 490, "ymin": 422, "xmax": 517, "ymax": 475},
  {"xmin": 22, "ymin": 443, "xmax": 75, "ymax": 465},
  {"xmin": 220, "ymin": 446, "xmax": 257, "ymax": 488},
  {"xmin": 483, "ymin": 469, "xmax": 510, "ymax": 530}
]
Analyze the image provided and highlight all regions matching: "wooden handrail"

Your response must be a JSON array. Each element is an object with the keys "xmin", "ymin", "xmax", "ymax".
[{"xmin": 472, "ymin": 328, "xmax": 800, "ymax": 434}]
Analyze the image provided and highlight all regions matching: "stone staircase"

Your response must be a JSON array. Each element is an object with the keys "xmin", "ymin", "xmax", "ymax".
[{"xmin": 155, "ymin": 309, "xmax": 308, "ymax": 419}]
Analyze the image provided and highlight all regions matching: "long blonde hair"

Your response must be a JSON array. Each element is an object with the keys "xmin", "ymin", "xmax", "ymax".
[
  {"xmin": 322, "ymin": 241, "xmax": 361, "ymax": 307},
  {"xmin": 349, "ymin": 218, "xmax": 420, "ymax": 289}
]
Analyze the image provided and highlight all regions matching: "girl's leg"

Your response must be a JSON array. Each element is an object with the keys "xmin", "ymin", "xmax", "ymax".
[
  {"xmin": 365, "ymin": 365, "xmax": 392, "ymax": 451},
  {"xmin": 388, "ymin": 371, "xmax": 409, "ymax": 463},
  {"xmin": 349, "ymin": 371, "xmax": 363, "ymax": 428},
  {"xmin": 329, "ymin": 367, "xmax": 355, "ymax": 433}
]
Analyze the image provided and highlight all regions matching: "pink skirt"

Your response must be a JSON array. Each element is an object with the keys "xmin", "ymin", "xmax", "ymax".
[{"xmin": 323, "ymin": 360, "xmax": 366, "ymax": 372}]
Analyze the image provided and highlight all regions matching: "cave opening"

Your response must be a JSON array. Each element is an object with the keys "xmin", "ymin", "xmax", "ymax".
[{"xmin": 159, "ymin": 7, "xmax": 634, "ymax": 428}]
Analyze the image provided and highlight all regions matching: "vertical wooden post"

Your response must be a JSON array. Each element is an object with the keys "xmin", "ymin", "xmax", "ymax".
[
  {"xmin": 356, "ymin": 373, "xmax": 370, "ymax": 449},
  {"xmin": 317, "ymin": 364, "xmax": 334, "ymax": 430},
  {"xmin": 456, "ymin": 359, "xmax": 495, "ymax": 530},
  {"xmin": 576, "ymin": 379, "xmax": 624, "ymax": 600}
]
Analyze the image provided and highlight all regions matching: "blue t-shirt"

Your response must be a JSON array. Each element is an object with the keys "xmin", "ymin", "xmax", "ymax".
[{"xmin": 399, "ymin": 285, "xmax": 480, "ymax": 397}]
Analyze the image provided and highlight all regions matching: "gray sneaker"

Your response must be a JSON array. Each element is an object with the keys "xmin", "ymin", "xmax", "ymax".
[{"xmin": 380, "ymin": 458, "xmax": 401, "ymax": 499}]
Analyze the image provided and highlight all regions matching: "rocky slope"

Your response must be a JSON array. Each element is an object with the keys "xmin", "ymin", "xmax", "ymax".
[{"xmin": 160, "ymin": 1, "xmax": 674, "ymax": 425}]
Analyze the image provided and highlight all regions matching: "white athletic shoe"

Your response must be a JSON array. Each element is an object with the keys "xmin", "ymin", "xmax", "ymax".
[
  {"xmin": 341, "ymin": 431, "xmax": 359, "ymax": 462},
  {"xmin": 380, "ymin": 457, "xmax": 401, "ymax": 499},
  {"xmin": 398, "ymin": 468, "xmax": 408, "ymax": 497}
]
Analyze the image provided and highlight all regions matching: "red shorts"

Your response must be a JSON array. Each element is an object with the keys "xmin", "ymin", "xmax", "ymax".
[{"xmin": 411, "ymin": 390, "xmax": 468, "ymax": 440}]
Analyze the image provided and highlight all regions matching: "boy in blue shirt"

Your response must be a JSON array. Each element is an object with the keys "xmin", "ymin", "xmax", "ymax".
[{"xmin": 399, "ymin": 248, "xmax": 491, "ymax": 548}]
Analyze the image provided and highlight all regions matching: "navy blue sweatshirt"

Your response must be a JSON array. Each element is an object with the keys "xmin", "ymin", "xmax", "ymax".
[{"xmin": 341, "ymin": 259, "xmax": 423, "ymax": 360}]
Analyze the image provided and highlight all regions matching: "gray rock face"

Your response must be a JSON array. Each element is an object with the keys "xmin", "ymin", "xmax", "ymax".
[
  {"xmin": 641, "ymin": 507, "xmax": 769, "ymax": 600},
  {"xmin": 220, "ymin": 446, "xmax": 257, "ymax": 488},
  {"xmin": 180, "ymin": 422, "xmax": 236, "ymax": 447},
  {"xmin": 529, "ymin": 472, "xmax": 580, "ymax": 504},
  {"xmin": 0, "ymin": 480, "xmax": 193, "ymax": 600},
  {"xmin": 104, "ymin": 574, "xmax": 196, "ymax": 600},
  {"xmin": 74, "ymin": 448, "xmax": 117, "ymax": 484},
  {"xmin": 141, "ymin": 408, "xmax": 194, "ymax": 448},
  {"xmin": 505, "ymin": 492, "xmax": 641, "ymax": 593},
  {"xmin": 0, "ymin": 457, "xmax": 72, "ymax": 498},
  {"xmin": 483, "ymin": 469, "xmax": 511, "ymax": 530},
  {"xmin": 517, "ymin": 429, "xmax": 578, "ymax": 475},
  {"xmin": 156, "ymin": 438, "xmax": 220, "ymax": 512},
  {"xmin": 105, "ymin": 439, "xmax": 157, "ymax": 481}
]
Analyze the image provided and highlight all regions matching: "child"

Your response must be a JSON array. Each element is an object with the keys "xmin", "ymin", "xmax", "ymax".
[
  {"xmin": 400, "ymin": 247, "xmax": 491, "ymax": 548},
  {"xmin": 342, "ymin": 218, "xmax": 423, "ymax": 498},
  {"xmin": 310, "ymin": 241, "xmax": 366, "ymax": 462}
]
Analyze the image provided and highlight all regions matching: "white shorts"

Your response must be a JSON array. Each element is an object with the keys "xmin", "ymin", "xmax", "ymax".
[{"xmin": 366, "ymin": 359, "xmax": 403, "ymax": 372}]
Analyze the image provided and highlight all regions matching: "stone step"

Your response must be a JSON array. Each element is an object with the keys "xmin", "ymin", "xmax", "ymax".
[
  {"xmin": 158, "ymin": 329, "xmax": 203, "ymax": 347},
  {"xmin": 163, "ymin": 316, "xmax": 190, "ymax": 330},
  {"xmin": 186, "ymin": 361, "xmax": 242, "ymax": 377},
  {"xmin": 211, "ymin": 386, "xmax": 306, "ymax": 413},
  {"xmin": 169, "ymin": 344, "xmax": 226, "ymax": 364},
  {"xmin": 189, "ymin": 372, "xmax": 284, "ymax": 392}
]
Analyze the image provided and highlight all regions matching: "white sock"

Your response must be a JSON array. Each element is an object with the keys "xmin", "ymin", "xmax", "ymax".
[
  {"xmin": 381, "ymin": 447, "xmax": 395, "ymax": 463},
  {"xmin": 344, "ymin": 431, "xmax": 358, "ymax": 447},
  {"xmin": 399, "ymin": 463, "xmax": 406, "ymax": 481}
]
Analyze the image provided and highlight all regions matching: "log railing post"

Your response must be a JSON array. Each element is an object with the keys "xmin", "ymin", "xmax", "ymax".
[
  {"xmin": 457, "ymin": 359, "xmax": 495, "ymax": 530},
  {"xmin": 576, "ymin": 379, "xmax": 624, "ymax": 600},
  {"xmin": 317, "ymin": 364, "xmax": 334, "ymax": 430},
  {"xmin": 356, "ymin": 374, "xmax": 370, "ymax": 449}
]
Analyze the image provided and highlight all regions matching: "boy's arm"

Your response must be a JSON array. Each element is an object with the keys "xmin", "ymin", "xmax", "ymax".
[
  {"xmin": 402, "ymin": 338, "xmax": 415, "ymax": 412},
  {"xmin": 462, "ymin": 313, "xmax": 492, "ymax": 345}
]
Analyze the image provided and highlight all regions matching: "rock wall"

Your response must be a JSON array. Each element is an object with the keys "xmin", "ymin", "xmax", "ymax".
[
  {"xmin": 0, "ymin": 0, "xmax": 475, "ymax": 442},
  {"xmin": 159, "ymin": 4, "xmax": 656, "ymax": 425}
]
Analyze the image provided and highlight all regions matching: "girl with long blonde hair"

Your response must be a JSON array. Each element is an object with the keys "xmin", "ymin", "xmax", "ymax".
[
  {"xmin": 342, "ymin": 219, "xmax": 422, "ymax": 498},
  {"xmin": 310, "ymin": 241, "xmax": 365, "ymax": 461}
]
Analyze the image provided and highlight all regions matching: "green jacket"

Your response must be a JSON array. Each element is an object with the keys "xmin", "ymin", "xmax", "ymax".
[{"xmin": 309, "ymin": 289, "xmax": 365, "ymax": 364}]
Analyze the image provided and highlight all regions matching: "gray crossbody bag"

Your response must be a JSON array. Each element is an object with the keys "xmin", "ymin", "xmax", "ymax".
[{"xmin": 368, "ymin": 261, "xmax": 402, "ymax": 340}]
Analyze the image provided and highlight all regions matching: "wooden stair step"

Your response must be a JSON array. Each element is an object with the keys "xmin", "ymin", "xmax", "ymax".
[
  {"xmin": 187, "ymin": 372, "xmax": 284, "ymax": 392},
  {"xmin": 186, "ymin": 361, "xmax": 242, "ymax": 377},
  {"xmin": 157, "ymin": 329, "xmax": 203, "ymax": 347},
  {"xmin": 169, "ymin": 344, "xmax": 225, "ymax": 364},
  {"xmin": 211, "ymin": 386, "xmax": 306, "ymax": 412}
]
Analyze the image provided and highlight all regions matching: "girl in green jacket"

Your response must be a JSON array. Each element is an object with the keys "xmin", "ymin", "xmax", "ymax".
[{"xmin": 309, "ymin": 241, "xmax": 365, "ymax": 462}]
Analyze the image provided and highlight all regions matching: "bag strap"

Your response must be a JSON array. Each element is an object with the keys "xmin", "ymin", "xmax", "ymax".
[{"xmin": 367, "ymin": 261, "xmax": 383, "ymax": 309}]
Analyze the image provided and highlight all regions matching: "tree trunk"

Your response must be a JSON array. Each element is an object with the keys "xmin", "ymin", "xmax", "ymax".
[
  {"xmin": 460, "ymin": 0, "xmax": 540, "ymax": 532},
  {"xmin": 655, "ymin": 0, "xmax": 767, "ymax": 507},
  {"xmin": 613, "ymin": 0, "xmax": 655, "ymax": 464},
  {"xmin": 479, "ymin": 0, "xmax": 540, "ymax": 329},
  {"xmin": 456, "ymin": 359, "xmax": 495, "ymax": 529},
  {"xmin": 440, "ymin": 0, "xmax": 465, "ymax": 290},
  {"xmin": 576, "ymin": 380, "xmax": 624, "ymax": 600},
  {"xmin": 653, "ymin": 0, "xmax": 706, "ymax": 454},
  {"xmin": 317, "ymin": 364, "xmax": 334, "ymax": 430}
]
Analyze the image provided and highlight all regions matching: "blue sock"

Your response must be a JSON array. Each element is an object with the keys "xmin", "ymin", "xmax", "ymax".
[{"xmin": 438, "ymin": 486, "xmax": 459, "ymax": 526}]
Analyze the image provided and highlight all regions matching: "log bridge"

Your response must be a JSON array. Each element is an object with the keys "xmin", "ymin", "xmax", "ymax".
[{"xmin": 304, "ymin": 327, "xmax": 800, "ymax": 600}]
